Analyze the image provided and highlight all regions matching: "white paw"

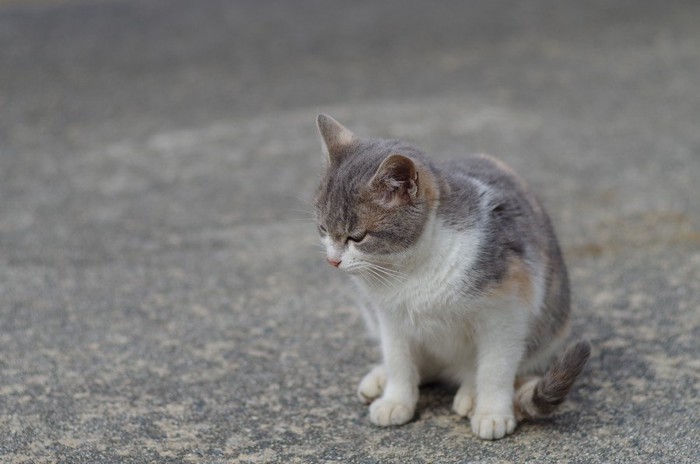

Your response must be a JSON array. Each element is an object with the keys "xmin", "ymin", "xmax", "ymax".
[
  {"xmin": 452, "ymin": 388, "xmax": 476, "ymax": 418},
  {"xmin": 369, "ymin": 399, "xmax": 414, "ymax": 426},
  {"xmin": 471, "ymin": 412, "xmax": 516, "ymax": 440},
  {"xmin": 357, "ymin": 365, "xmax": 386, "ymax": 404}
]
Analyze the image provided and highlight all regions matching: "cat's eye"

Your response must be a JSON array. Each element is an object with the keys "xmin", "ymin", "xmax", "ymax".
[
  {"xmin": 347, "ymin": 232, "xmax": 367, "ymax": 243},
  {"xmin": 318, "ymin": 224, "xmax": 327, "ymax": 234}
]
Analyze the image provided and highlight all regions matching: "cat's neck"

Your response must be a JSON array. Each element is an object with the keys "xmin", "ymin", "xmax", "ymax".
[{"xmin": 359, "ymin": 209, "xmax": 484, "ymax": 293}]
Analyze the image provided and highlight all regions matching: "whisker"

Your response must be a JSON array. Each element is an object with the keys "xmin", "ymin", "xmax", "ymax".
[
  {"xmin": 284, "ymin": 209, "xmax": 317, "ymax": 222},
  {"xmin": 372, "ymin": 263, "xmax": 408, "ymax": 277},
  {"xmin": 346, "ymin": 264, "xmax": 376, "ymax": 286},
  {"xmin": 369, "ymin": 259, "xmax": 402, "ymax": 266},
  {"xmin": 371, "ymin": 268, "xmax": 406, "ymax": 288},
  {"xmin": 365, "ymin": 266, "xmax": 397, "ymax": 290},
  {"xmin": 363, "ymin": 268, "xmax": 387, "ymax": 289},
  {"xmin": 288, "ymin": 208, "xmax": 317, "ymax": 216},
  {"xmin": 287, "ymin": 219, "xmax": 319, "ymax": 224},
  {"xmin": 368, "ymin": 258, "xmax": 410, "ymax": 272},
  {"xmin": 371, "ymin": 264, "xmax": 409, "ymax": 281},
  {"xmin": 372, "ymin": 271, "xmax": 407, "ymax": 288},
  {"xmin": 280, "ymin": 193, "xmax": 316, "ymax": 207}
]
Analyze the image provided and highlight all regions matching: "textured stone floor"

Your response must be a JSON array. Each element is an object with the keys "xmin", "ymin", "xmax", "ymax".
[{"xmin": 1, "ymin": 0, "xmax": 699, "ymax": 462}]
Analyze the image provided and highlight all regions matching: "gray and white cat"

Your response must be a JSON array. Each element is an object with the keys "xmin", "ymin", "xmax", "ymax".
[{"xmin": 313, "ymin": 114, "xmax": 590, "ymax": 440}]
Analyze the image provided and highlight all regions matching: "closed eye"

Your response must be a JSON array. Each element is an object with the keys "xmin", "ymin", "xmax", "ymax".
[
  {"xmin": 318, "ymin": 224, "xmax": 327, "ymax": 235},
  {"xmin": 347, "ymin": 232, "xmax": 367, "ymax": 243}
]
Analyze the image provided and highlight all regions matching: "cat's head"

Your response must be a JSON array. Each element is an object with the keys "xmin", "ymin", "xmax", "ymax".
[{"xmin": 314, "ymin": 114, "xmax": 440, "ymax": 275}]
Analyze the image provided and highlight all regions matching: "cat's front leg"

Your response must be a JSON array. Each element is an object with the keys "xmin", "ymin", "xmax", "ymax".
[
  {"xmin": 357, "ymin": 364, "xmax": 386, "ymax": 404},
  {"xmin": 368, "ymin": 317, "xmax": 419, "ymax": 426},
  {"xmin": 471, "ymin": 310, "xmax": 528, "ymax": 440},
  {"xmin": 453, "ymin": 380, "xmax": 477, "ymax": 419}
]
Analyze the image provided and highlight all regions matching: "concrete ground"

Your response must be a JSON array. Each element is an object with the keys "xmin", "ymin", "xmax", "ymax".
[{"xmin": 1, "ymin": 0, "xmax": 699, "ymax": 462}]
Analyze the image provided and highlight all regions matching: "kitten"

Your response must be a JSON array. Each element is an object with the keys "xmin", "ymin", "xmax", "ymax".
[{"xmin": 313, "ymin": 114, "xmax": 590, "ymax": 440}]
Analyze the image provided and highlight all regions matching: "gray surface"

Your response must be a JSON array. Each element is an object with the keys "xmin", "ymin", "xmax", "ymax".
[{"xmin": 1, "ymin": 0, "xmax": 699, "ymax": 462}]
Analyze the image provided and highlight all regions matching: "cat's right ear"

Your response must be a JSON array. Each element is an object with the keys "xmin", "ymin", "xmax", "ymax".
[{"xmin": 316, "ymin": 114, "xmax": 358, "ymax": 166}]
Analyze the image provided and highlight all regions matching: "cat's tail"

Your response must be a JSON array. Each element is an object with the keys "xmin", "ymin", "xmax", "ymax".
[{"xmin": 514, "ymin": 340, "xmax": 591, "ymax": 420}]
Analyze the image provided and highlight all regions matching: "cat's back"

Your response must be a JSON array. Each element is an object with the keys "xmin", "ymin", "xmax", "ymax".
[
  {"xmin": 435, "ymin": 153, "xmax": 564, "ymax": 303},
  {"xmin": 439, "ymin": 154, "xmax": 532, "ymax": 203},
  {"xmin": 436, "ymin": 154, "xmax": 546, "ymax": 234}
]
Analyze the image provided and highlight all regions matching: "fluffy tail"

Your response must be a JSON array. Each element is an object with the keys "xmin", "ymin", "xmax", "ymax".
[{"xmin": 514, "ymin": 340, "xmax": 591, "ymax": 420}]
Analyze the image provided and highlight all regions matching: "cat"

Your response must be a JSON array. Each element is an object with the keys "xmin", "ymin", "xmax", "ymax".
[{"xmin": 313, "ymin": 114, "xmax": 590, "ymax": 440}]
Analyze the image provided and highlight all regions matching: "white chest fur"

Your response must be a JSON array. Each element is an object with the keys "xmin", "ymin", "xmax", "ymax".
[{"xmin": 361, "ymin": 215, "xmax": 482, "ymax": 319}]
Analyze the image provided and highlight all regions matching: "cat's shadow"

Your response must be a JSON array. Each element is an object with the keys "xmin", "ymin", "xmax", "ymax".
[{"xmin": 413, "ymin": 382, "xmax": 457, "ymax": 421}]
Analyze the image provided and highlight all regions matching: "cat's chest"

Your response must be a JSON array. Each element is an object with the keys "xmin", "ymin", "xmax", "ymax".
[
  {"xmin": 391, "ymin": 270, "xmax": 464, "ymax": 314},
  {"xmin": 365, "ymin": 227, "xmax": 479, "ymax": 315}
]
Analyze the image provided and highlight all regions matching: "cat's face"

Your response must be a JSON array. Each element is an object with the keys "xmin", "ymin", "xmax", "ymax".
[{"xmin": 314, "ymin": 115, "xmax": 439, "ymax": 276}]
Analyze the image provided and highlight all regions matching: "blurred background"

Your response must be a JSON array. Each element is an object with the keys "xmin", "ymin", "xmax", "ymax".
[{"xmin": 1, "ymin": 0, "xmax": 699, "ymax": 462}]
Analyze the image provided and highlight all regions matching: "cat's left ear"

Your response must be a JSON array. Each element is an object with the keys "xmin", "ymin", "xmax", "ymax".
[
  {"xmin": 316, "ymin": 114, "xmax": 358, "ymax": 166},
  {"xmin": 369, "ymin": 154, "xmax": 418, "ymax": 206}
]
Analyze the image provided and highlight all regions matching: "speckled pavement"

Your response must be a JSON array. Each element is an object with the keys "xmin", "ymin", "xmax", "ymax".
[{"xmin": 1, "ymin": 0, "xmax": 699, "ymax": 462}]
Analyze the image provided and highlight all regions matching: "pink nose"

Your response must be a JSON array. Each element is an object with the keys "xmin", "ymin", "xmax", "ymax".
[{"xmin": 327, "ymin": 258, "xmax": 341, "ymax": 267}]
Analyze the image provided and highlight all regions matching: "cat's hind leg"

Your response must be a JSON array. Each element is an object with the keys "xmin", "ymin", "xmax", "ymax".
[{"xmin": 357, "ymin": 365, "xmax": 386, "ymax": 404}]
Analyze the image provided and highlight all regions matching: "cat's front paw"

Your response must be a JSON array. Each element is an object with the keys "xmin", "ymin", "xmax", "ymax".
[
  {"xmin": 357, "ymin": 365, "xmax": 386, "ymax": 404},
  {"xmin": 470, "ymin": 412, "xmax": 516, "ymax": 440},
  {"xmin": 369, "ymin": 399, "xmax": 415, "ymax": 426},
  {"xmin": 452, "ymin": 387, "xmax": 476, "ymax": 418}
]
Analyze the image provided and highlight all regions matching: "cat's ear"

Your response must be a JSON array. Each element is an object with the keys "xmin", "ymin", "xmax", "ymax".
[
  {"xmin": 369, "ymin": 154, "xmax": 418, "ymax": 206},
  {"xmin": 316, "ymin": 114, "xmax": 358, "ymax": 165}
]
